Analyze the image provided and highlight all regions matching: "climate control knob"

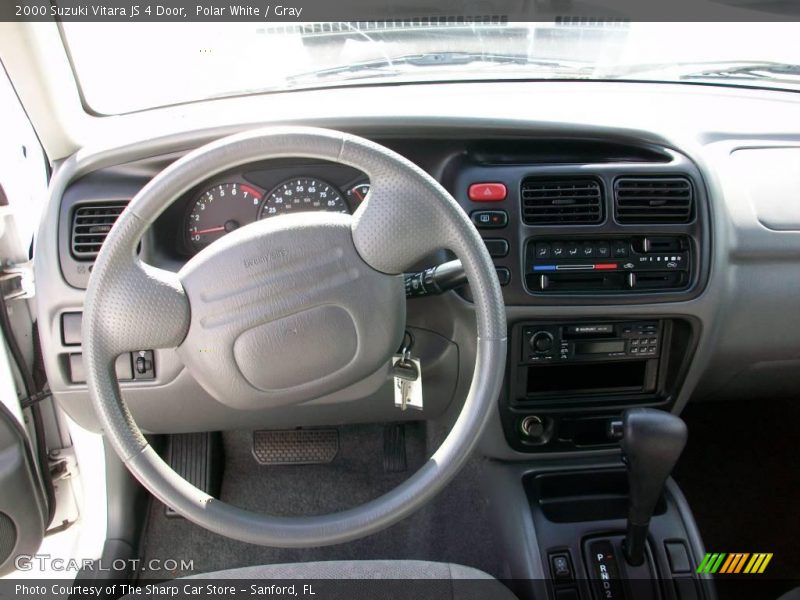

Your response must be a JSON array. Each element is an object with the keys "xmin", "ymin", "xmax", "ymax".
[{"xmin": 530, "ymin": 331, "xmax": 554, "ymax": 353}]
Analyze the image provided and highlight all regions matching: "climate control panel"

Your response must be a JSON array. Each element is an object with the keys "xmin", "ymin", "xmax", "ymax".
[{"xmin": 524, "ymin": 235, "xmax": 691, "ymax": 293}]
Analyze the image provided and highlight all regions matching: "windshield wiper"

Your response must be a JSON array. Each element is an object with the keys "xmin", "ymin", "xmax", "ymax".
[
  {"xmin": 679, "ymin": 61, "xmax": 800, "ymax": 83},
  {"xmin": 602, "ymin": 60, "xmax": 800, "ymax": 86},
  {"xmin": 286, "ymin": 52, "xmax": 592, "ymax": 86}
]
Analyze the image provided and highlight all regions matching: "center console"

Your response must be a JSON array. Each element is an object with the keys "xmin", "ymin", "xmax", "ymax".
[{"xmin": 525, "ymin": 467, "xmax": 712, "ymax": 600}]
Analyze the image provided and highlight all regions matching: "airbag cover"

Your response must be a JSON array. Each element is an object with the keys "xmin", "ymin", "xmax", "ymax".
[
  {"xmin": 233, "ymin": 305, "xmax": 357, "ymax": 391},
  {"xmin": 176, "ymin": 212, "xmax": 404, "ymax": 410}
]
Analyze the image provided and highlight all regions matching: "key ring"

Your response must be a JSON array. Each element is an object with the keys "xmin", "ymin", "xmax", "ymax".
[{"xmin": 398, "ymin": 330, "xmax": 415, "ymax": 363}]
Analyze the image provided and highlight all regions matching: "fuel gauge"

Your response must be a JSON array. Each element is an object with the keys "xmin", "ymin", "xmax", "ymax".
[{"xmin": 346, "ymin": 182, "xmax": 370, "ymax": 206}]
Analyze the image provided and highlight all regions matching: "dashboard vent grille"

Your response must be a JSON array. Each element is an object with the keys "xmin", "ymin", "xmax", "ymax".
[
  {"xmin": 614, "ymin": 177, "xmax": 694, "ymax": 223},
  {"xmin": 71, "ymin": 202, "xmax": 128, "ymax": 260},
  {"xmin": 521, "ymin": 178, "xmax": 603, "ymax": 225}
]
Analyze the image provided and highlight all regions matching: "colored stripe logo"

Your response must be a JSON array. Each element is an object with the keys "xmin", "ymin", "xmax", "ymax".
[{"xmin": 697, "ymin": 552, "xmax": 773, "ymax": 574}]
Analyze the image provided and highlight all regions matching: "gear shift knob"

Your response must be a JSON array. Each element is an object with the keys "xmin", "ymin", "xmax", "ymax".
[{"xmin": 621, "ymin": 408, "xmax": 687, "ymax": 566}]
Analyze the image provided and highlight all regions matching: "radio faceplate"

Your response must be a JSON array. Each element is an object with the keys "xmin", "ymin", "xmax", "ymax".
[{"xmin": 522, "ymin": 320, "xmax": 662, "ymax": 363}]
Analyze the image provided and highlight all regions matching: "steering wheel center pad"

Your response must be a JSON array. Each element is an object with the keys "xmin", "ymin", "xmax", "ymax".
[{"xmin": 178, "ymin": 213, "xmax": 404, "ymax": 410}]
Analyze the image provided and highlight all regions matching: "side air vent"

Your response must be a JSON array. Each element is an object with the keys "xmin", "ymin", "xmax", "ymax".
[
  {"xmin": 521, "ymin": 178, "xmax": 604, "ymax": 225},
  {"xmin": 614, "ymin": 177, "xmax": 694, "ymax": 224},
  {"xmin": 70, "ymin": 202, "xmax": 127, "ymax": 260}
]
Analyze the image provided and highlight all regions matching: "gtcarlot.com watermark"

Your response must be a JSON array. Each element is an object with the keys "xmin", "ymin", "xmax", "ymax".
[{"xmin": 14, "ymin": 553, "xmax": 194, "ymax": 573}]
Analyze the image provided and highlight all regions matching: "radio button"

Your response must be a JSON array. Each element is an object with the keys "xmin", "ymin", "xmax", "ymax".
[
  {"xmin": 530, "ymin": 331, "xmax": 554, "ymax": 353},
  {"xmin": 530, "ymin": 331, "xmax": 553, "ymax": 354}
]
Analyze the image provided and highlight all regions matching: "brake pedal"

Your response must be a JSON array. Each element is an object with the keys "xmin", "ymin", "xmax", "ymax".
[
  {"xmin": 252, "ymin": 429, "xmax": 339, "ymax": 465},
  {"xmin": 164, "ymin": 432, "xmax": 223, "ymax": 518},
  {"xmin": 383, "ymin": 424, "xmax": 408, "ymax": 472}
]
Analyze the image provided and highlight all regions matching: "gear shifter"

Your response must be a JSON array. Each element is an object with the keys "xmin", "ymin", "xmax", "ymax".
[{"xmin": 621, "ymin": 408, "xmax": 688, "ymax": 566}]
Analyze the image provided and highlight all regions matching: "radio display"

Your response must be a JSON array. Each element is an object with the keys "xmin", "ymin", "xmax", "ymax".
[{"xmin": 575, "ymin": 340, "xmax": 626, "ymax": 354}]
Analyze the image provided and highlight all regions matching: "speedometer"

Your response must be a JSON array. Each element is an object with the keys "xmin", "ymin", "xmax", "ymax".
[{"xmin": 258, "ymin": 178, "xmax": 348, "ymax": 219}]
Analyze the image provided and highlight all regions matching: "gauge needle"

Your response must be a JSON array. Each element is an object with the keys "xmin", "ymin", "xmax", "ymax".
[
  {"xmin": 194, "ymin": 226, "xmax": 226, "ymax": 235},
  {"xmin": 352, "ymin": 188, "xmax": 365, "ymax": 202}
]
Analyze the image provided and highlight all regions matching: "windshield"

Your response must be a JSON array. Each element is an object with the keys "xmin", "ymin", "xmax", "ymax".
[{"xmin": 62, "ymin": 22, "xmax": 800, "ymax": 114}]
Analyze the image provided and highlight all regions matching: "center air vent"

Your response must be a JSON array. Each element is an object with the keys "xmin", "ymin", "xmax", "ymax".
[
  {"xmin": 521, "ymin": 178, "xmax": 603, "ymax": 225},
  {"xmin": 70, "ymin": 202, "xmax": 127, "ymax": 260},
  {"xmin": 614, "ymin": 177, "xmax": 694, "ymax": 223}
]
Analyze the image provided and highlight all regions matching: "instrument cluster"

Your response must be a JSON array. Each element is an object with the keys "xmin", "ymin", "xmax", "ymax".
[{"xmin": 178, "ymin": 162, "xmax": 369, "ymax": 254}]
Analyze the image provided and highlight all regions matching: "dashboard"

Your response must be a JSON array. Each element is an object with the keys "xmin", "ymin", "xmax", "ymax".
[{"xmin": 34, "ymin": 80, "xmax": 800, "ymax": 460}]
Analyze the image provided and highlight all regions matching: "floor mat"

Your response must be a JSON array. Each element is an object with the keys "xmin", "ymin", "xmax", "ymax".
[
  {"xmin": 674, "ymin": 398, "xmax": 800, "ymax": 600},
  {"xmin": 139, "ymin": 424, "xmax": 504, "ymax": 581}
]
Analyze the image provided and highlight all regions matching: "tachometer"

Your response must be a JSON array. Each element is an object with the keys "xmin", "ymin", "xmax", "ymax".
[
  {"xmin": 258, "ymin": 177, "xmax": 348, "ymax": 219},
  {"xmin": 186, "ymin": 182, "xmax": 262, "ymax": 251}
]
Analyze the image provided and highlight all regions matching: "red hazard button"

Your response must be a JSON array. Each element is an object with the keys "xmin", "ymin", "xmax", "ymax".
[{"xmin": 468, "ymin": 182, "xmax": 507, "ymax": 202}]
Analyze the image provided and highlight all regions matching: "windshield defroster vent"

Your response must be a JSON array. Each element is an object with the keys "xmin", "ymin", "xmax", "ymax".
[
  {"xmin": 614, "ymin": 177, "xmax": 694, "ymax": 223},
  {"xmin": 521, "ymin": 178, "xmax": 604, "ymax": 225},
  {"xmin": 70, "ymin": 202, "xmax": 128, "ymax": 260}
]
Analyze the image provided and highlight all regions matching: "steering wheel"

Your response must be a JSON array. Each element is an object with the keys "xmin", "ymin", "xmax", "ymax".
[{"xmin": 83, "ymin": 127, "xmax": 507, "ymax": 547}]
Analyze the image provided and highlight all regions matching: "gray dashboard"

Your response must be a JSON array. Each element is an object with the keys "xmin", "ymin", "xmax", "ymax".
[{"xmin": 32, "ymin": 81, "xmax": 800, "ymax": 460}]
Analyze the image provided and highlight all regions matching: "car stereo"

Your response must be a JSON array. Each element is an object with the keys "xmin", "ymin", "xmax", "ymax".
[{"xmin": 521, "ymin": 320, "xmax": 661, "ymax": 364}]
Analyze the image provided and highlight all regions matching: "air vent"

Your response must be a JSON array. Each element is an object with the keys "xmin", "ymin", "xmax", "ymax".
[
  {"xmin": 70, "ymin": 202, "xmax": 127, "ymax": 260},
  {"xmin": 614, "ymin": 177, "xmax": 694, "ymax": 224},
  {"xmin": 521, "ymin": 178, "xmax": 603, "ymax": 225}
]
